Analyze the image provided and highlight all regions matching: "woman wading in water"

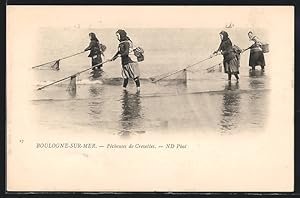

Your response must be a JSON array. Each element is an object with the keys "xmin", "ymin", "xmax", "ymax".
[
  {"xmin": 110, "ymin": 29, "xmax": 141, "ymax": 92},
  {"xmin": 84, "ymin": 32, "xmax": 105, "ymax": 71},
  {"xmin": 213, "ymin": 31, "xmax": 240, "ymax": 81},
  {"xmin": 244, "ymin": 31, "xmax": 266, "ymax": 71}
]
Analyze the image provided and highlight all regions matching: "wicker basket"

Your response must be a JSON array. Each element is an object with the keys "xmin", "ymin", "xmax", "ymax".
[{"xmin": 261, "ymin": 43, "xmax": 269, "ymax": 53}]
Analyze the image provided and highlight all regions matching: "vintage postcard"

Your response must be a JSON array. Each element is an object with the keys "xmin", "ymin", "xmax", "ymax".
[{"xmin": 7, "ymin": 6, "xmax": 294, "ymax": 192}]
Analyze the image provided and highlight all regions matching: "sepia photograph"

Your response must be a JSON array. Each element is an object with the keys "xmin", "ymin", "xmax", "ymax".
[{"xmin": 6, "ymin": 6, "xmax": 294, "ymax": 192}]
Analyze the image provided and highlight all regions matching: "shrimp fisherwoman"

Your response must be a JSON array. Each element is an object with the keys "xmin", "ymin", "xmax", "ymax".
[
  {"xmin": 213, "ymin": 30, "xmax": 240, "ymax": 81},
  {"xmin": 110, "ymin": 29, "xmax": 141, "ymax": 92},
  {"xmin": 245, "ymin": 31, "xmax": 266, "ymax": 71},
  {"xmin": 84, "ymin": 32, "xmax": 105, "ymax": 72}
]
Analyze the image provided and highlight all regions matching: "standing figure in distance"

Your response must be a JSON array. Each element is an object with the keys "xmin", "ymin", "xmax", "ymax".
[
  {"xmin": 84, "ymin": 32, "xmax": 104, "ymax": 71},
  {"xmin": 213, "ymin": 30, "xmax": 240, "ymax": 81},
  {"xmin": 244, "ymin": 31, "xmax": 266, "ymax": 71},
  {"xmin": 110, "ymin": 29, "xmax": 141, "ymax": 92}
]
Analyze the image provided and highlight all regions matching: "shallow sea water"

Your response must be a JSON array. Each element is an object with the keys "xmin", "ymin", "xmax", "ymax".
[{"xmin": 31, "ymin": 28, "xmax": 270, "ymax": 136}]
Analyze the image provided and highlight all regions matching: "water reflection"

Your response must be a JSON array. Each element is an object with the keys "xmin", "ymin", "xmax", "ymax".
[
  {"xmin": 88, "ymin": 85, "xmax": 104, "ymax": 121},
  {"xmin": 218, "ymin": 70, "xmax": 269, "ymax": 132},
  {"xmin": 219, "ymin": 81, "xmax": 241, "ymax": 132},
  {"xmin": 247, "ymin": 73, "xmax": 269, "ymax": 129},
  {"xmin": 249, "ymin": 79, "xmax": 266, "ymax": 89},
  {"xmin": 249, "ymin": 69, "xmax": 265, "ymax": 78},
  {"xmin": 248, "ymin": 69, "xmax": 267, "ymax": 90},
  {"xmin": 119, "ymin": 90, "xmax": 142, "ymax": 136},
  {"xmin": 89, "ymin": 69, "xmax": 104, "ymax": 80},
  {"xmin": 89, "ymin": 85, "xmax": 104, "ymax": 98},
  {"xmin": 67, "ymin": 75, "xmax": 77, "ymax": 98},
  {"xmin": 68, "ymin": 88, "xmax": 77, "ymax": 98}
]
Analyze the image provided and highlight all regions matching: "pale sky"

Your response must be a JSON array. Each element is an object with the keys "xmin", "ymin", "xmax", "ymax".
[{"xmin": 7, "ymin": 6, "xmax": 292, "ymax": 29}]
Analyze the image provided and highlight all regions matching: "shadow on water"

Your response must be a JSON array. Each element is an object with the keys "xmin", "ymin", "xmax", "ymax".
[
  {"xmin": 219, "ymin": 81, "xmax": 241, "ymax": 132},
  {"xmin": 118, "ymin": 90, "xmax": 143, "ymax": 137}
]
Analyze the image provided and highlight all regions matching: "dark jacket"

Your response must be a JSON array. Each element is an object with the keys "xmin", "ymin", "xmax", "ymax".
[
  {"xmin": 85, "ymin": 40, "xmax": 101, "ymax": 57},
  {"xmin": 216, "ymin": 31, "xmax": 236, "ymax": 62},
  {"xmin": 112, "ymin": 29, "xmax": 134, "ymax": 66}
]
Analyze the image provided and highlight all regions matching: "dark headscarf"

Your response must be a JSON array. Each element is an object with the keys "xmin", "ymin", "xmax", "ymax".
[
  {"xmin": 220, "ymin": 30, "xmax": 229, "ymax": 41},
  {"xmin": 218, "ymin": 30, "xmax": 232, "ymax": 49},
  {"xmin": 215, "ymin": 30, "xmax": 233, "ymax": 59},
  {"xmin": 116, "ymin": 29, "xmax": 131, "ymax": 42},
  {"xmin": 89, "ymin": 32, "xmax": 99, "ymax": 42}
]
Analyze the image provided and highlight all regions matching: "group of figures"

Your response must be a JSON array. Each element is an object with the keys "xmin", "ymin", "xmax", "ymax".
[
  {"xmin": 84, "ymin": 29, "xmax": 142, "ymax": 92},
  {"xmin": 84, "ymin": 29, "xmax": 267, "ymax": 92},
  {"xmin": 213, "ymin": 30, "xmax": 266, "ymax": 82}
]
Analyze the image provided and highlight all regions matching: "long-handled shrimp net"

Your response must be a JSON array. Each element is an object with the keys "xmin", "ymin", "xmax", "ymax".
[
  {"xmin": 150, "ymin": 44, "xmax": 246, "ymax": 86},
  {"xmin": 149, "ymin": 54, "xmax": 219, "ymax": 86},
  {"xmin": 36, "ymin": 47, "xmax": 243, "ymax": 91},
  {"xmin": 188, "ymin": 62, "xmax": 223, "ymax": 74},
  {"xmin": 32, "ymin": 51, "xmax": 86, "ymax": 71},
  {"xmin": 37, "ymin": 60, "xmax": 110, "ymax": 91}
]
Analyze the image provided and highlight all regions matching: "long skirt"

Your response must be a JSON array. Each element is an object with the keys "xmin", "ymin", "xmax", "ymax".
[
  {"xmin": 122, "ymin": 62, "xmax": 140, "ymax": 79},
  {"xmin": 91, "ymin": 54, "xmax": 102, "ymax": 70},
  {"xmin": 224, "ymin": 57, "xmax": 239, "ymax": 75},
  {"xmin": 249, "ymin": 51, "xmax": 265, "ymax": 67}
]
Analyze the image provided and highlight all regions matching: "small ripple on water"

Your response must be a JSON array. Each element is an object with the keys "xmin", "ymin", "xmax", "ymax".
[{"xmin": 32, "ymin": 70, "xmax": 270, "ymax": 134}]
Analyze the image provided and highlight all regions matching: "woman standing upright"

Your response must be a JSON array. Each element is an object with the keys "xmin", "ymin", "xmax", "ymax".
[
  {"xmin": 84, "ymin": 32, "xmax": 104, "ymax": 71},
  {"xmin": 110, "ymin": 29, "xmax": 141, "ymax": 92},
  {"xmin": 213, "ymin": 31, "xmax": 240, "ymax": 81},
  {"xmin": 245, "ymin": 31, "xmax": 266, "ymax": 71}
]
